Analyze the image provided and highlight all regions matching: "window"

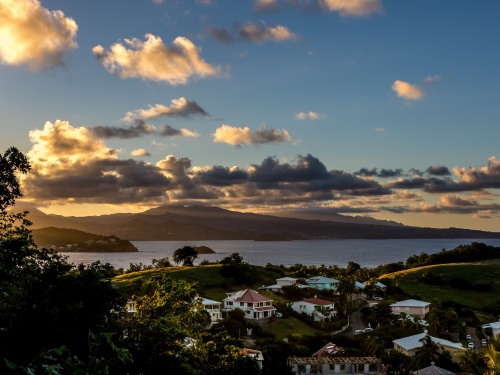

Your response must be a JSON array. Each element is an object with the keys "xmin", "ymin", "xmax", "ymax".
[
  {"xmin": 240, "ymin": 302, "xmax": 245, "ymax": 306},
  {"xmin": 227, "ymin": 301, "xmax": 233, "ymax": 305}
]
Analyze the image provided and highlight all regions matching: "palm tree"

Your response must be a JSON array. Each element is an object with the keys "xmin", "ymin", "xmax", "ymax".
[
  {"xmin": 485, "ymin": 335, "xmax": 500, "ymax": 375},
  {"xmin": 459, "ymin": 349, "xmax": 489, "ymax": 375},
  {"xmin": 413, "ymin": 335, "xmax": 439, "ymax": 370}
]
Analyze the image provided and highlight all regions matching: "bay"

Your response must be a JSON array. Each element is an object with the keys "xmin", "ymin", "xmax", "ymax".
[{"xmin": 61, "ymin": 238, "xmax": 500, "ymax": 270}]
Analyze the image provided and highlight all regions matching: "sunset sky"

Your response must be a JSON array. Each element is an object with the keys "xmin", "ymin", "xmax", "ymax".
[{"xmin": 1, "ymin": 0, "xmax": 499, "ymax": 231}]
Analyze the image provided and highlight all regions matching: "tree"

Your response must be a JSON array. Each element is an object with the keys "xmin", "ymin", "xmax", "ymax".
[
  {"xmin": 412, "ymin": 335, "xmax": 439, "ymax": 370},
  {"xmin": 459, "ymin": 349, "xmax": 489, "ymax": 375},
  {"xmin": 173, "ymin": 245, "xmax": 198, "ymax": 266}
]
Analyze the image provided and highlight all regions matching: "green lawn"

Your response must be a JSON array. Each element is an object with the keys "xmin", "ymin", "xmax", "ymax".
[
  {"xmin": 382, "ymin": 259, "xmax": 500, "ymax": 312},
  {"xmin": 266, "ymin": 317, "xmax": 323, "ymax": 339}
]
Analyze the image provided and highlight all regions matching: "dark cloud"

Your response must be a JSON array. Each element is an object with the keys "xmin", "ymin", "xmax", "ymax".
[
  {"xmin": 160, "ymin": 125, "xmax": 183, "ymax": 136},
  {"xmin": 426, "ymin": 165, "xmax": 451, "ymax": 176},
  {"xmin": 194, "ymin": 166, "xmax": 248, "ymax": 186},
  {"xmin": 207, "ymin": 27, "xmax": 233, "ymax": 43},
  {"xmin": 90, "ymin": 120, "xmax": 154, "ymax": 139},
  {"xmin": 25, "ymin": 159, "xmax": 170, "ymax": 204},
  {"xmin": 378, "ymin": 169, "xmax": 404, "ymax": 178}
]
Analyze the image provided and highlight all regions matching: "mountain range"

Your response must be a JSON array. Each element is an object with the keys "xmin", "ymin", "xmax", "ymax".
[{"xmin": 21, "ymin": 205, "xmax": 500, "ymax": 241}]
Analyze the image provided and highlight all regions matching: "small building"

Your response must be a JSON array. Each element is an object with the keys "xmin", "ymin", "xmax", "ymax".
[
  {"xmin": 482, "ymin": 320, "xmax": 500, "ymax": 337},
  {"xmin": 305, "ymin": 276, "xmax": 341, "ymax": 292},
  {"xmin": 288, "ymin": 356, "xmax": 383, "ymax": 375},
  {"xmin": 290, "ymin": 297, "xmax": 336, "ymax": 321},
  {"xmin": 393, "ymin": 333, "xmax": 464, "ymax": 361},
  {"xmin": 414, "ymin": 364, "xmax": 455, "ymax": 375},
  {"xmin": 126, "ymin": 301, "xmax": 137, "ymax": 315},
  {"xmin": 201, "ymin": 298, "xmax": 222, "ymax": 323},
  {"xmin": 390, "ymin": 299, "xmax": 430, "ymax": 318},
  {"xmin": 223, "ymin": 289, "xmax": 276, "ymax": 320},
  {"xmin": 242, "ymin": 348, "xmax": 264, "ymax": 369},
  {"xmin": 312, "ymin": 342, "xmax": 344, "ymax": 357}
]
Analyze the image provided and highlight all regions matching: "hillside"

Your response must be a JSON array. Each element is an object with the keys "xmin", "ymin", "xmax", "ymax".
[
  {"xmin": 23, "ymin": 205, "xmax": 500, "ymax": 241},
  {"xmin": 33, "ymin": 227, "xmax": 138, "ymax": 252}
]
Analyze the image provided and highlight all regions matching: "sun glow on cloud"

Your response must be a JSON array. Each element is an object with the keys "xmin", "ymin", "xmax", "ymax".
[
  {"xmin": 93, "ymin": 34, "xmax": 221, "ymax": 85},
  {"xmin": 0, "ymin": 0, "xmax": 77, "ymax": 70},
  {"xmin": 319, "ymin": 0, "xmax": 382, "ymax": 17},
  {"xmin": 392, "ymin": 80, "xmax": 424, "ymax": 100}
]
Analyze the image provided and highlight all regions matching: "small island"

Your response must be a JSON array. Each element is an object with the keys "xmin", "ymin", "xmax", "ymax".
[
  {"xmin": 194, "ymin": 245, "xmax": 216, "ymax": 254},
  {"xmin": 32, "ymin": 227, "xmax": 139, "ymax": 252}
]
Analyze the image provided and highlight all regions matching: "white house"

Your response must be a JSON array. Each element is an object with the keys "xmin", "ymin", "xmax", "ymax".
[
  {"xmin": 242, "ymin": 348, "xmax": 264, "ymax": 369},
  {"xmin": 390, "ymin": 299, "xmax": 430, "ymax": 318},
  {"xmin": 202, "ymin": 298, "xmax": 222, "ymax": 323},
  {"xmin": 223, "ymin": 289, "xmax": 276, "ymax": 320},
  {"xmin": 393, "ymin": 333, "xmax": 464, "ymax": 361},
  {"xmin": 288, "ymin": 356, "xmax": 383, "ymax": 375},
  {"xmin": 305, "ymin": 276, "xmax": 341, "ymax": 292},
  {"xmin": 262, "ymin": 277, "xmax": 309, "ymax": 293},
  {"xmin": 290, "ymin": 297, "xmax": 336, "ymax": 321},
  {"xmin": 126, "ymin": 300, "xmax": 137, "ymax": 315}
]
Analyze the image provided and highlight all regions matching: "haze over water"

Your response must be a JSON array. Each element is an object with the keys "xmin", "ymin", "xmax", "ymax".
[{"xmin": 62, "ymin": 238, "xmax": 500, "ymax": 270}]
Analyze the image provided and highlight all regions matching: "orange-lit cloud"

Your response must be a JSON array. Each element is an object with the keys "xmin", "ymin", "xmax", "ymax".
[
  {"xmin": 255, "ymin": 0, "xmax": 279, "ymax": 12},
  {"xmin": 295, "ymin": 111, "xmax": 323, "ymax": 120},
  {"xmin": 392, "ymin": 80, "xmax": 424, "ymax": 100},
  {"xmin": 93, "ymin": 34, "xmax": 221, "ymax": 85},
  {"xmin": 0, "ymin": 0, "xmax": 77, "ymax": 71},
  {"xmin": 213, "ymin": 124, "xmax": 292, "ymax": 146},
  {"xmin": 131, "ymin": 148, "xmax": 151, "ymax": 157},
  {"xmin": 319, "ymin": 0, "xmax": 382, "ymax": 16},
  {"xmin": 239, "ymin": 23, "xmax": 297, "ymax": 42}
]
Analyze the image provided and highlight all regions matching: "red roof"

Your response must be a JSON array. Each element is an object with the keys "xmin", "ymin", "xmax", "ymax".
[
  {"xmin": 312, "ymin": 342, "xmax": 344, "ymax": 357},
  {"xmin": 302, "ymin": 298, "xmax": 334, "ymax": 306},
  {"xmin": 235, "ymin": 289, "xmax": 272, "ymax": 303}
]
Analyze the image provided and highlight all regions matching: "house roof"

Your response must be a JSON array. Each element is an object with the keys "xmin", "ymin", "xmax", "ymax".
[
  {"xmin": 242, "ymin": 348, "xmax": 264, "ymax": 361},
  {"xmin": 393, "ymin": 333, "xmax": 463, "ymax": 351},
  {"xmin": 305, "ymin": 276, "xmax": 340, "ymax": 284},
  {"xmin": 312, "ymin": 342, "xmax": 344, "ymax": 357},
  {"xmin": 288, "ymin": 357, "xmax": 380, "ymax": 365},
  {"xmin": 414, "ymin": 365, "xmax": 455, "ymax": 375},
  {"xmin": 201, "ymin": 298, "xmax": 221, "ymax": 305},
  {"xmin": 355, "ymin": 282, "xmax": 365, "ymax": 289},
  {"xmin": 482, "ymin": 321, "xmax": 500, "ymax": 330},
  {"xmin": 277, "ymin": 277, "xmax": 297, "ymax": 282},
  {"xmin": 302, "ymin": 298, "xmax": 334, "ymax": 306},
  {"xmin": 390, "ymin": 299, "xmax": 430, "ymax": 308},
  {"xmin": 228, "ymin": 289, "xmax": 272, "ymax": 303}
]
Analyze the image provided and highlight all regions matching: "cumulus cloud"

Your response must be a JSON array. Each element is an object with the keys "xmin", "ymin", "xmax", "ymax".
[
  {"xmin": 295, "ymin": 112, "xmax": 323, "ymax": 120},
  {"xmin": 131, "ymin": 148, "xmax": 151, "ymax": 157},
  {"xmin": 159, "ymin": 125, "xmax": 199, "ymax": 137},
  {"xmin": 0, "ymin": 0, "xmax": 77, "ymax": 71},
  {"xmin": 208, "ymin": 23, "xmax": 297, "ymax": 43},
  {"xmin": 93, "ymin": 34, "xmax": 221, "ymax": 85},
  {"xmin": 318, "ymin": 0, "xmax": 382, "ymax": 16},
  {"xmin": 213, "ymin": 124, "xmax": 292, "ymax": 146},
  {"xmin": 392, "ymin": 80, "xmax": 424, "ymax": 100},
  {"xmin": 426, "ymin": 165, "xmax": 451, "ymax": 176},
  {"xmin": 23, "ymin": 120, "xmax": 170, "ymax": 203},
  {"xmin": 255, "ymin": 0, "xmax": 279, "ymax": 11},
  {"xmin": 123, "ymin": 97, "xmax": 208, "ymax": 122}
]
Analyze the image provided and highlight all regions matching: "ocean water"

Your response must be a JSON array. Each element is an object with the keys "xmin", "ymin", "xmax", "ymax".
[{"xmin": 61, "ymin": 238, "xmax": 500, "ymax": 270}]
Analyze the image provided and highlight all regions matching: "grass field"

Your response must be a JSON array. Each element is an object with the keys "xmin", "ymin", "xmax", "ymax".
[
  {"xmin": 381, "ymin": 259, "xmax": 500, "ymax": 315},
  {"xmin": 265, "ymin": 317, "xmax": 323, "ymax": 339}
]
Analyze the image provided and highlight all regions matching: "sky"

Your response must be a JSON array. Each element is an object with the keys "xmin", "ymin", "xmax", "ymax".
[{"xmin": 0, "ymin": 0, "xmax": 499, "ymax": 231}]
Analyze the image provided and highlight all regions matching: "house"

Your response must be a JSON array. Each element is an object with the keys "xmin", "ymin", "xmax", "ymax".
[
  {"xmin": 305, "ymin": 276, "xmax": 341, "ymax": 292},
  {"xmin": 290, "ymin": 297, "xmax": 337, "ymax": 321},
  {"xmin": 482, "ymin": 320, "xmax": 500, "ymax": 337},
  {"xmin": 312, "ymin": 342, "xmax": 344, "ymax": 357},
  {"xmin": 126, "ymin": 300, "xmax": 137, "ymax": 315},
  {"xmin": 363, "ymin": 281, "xmax": 386, "ymax": 293},
  {"xmin": 262, "ymin": 277, "xmax": 309, "ymax": 293},
  {"xmin": 390, "ymin": 299, "xmax": 430, "ymax": 318},
  {"xmin": 242, "ymin": 348, "xmax": 264, "ymax": 369},
  {"xmin": 413, "ymin": 364, "xmax": 455, "ymax": 375},
  {"xmin": 288, "ymin": 356, "xmax": 383, "ymax": 375},
  {"xmin": 202, "ymin": 298, "xmax": 222, "ymax": 323},
  {"xmin": 393, "ymin": 333, "xmax": 464, "ymax": 361},
  {"xmin": 223, "ymin": 289, "xmax": 276, "ymax": 320}
]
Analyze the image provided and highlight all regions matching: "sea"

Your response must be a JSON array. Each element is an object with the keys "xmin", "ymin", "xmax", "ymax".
[{"xmin": 60, "ymin": 238, "xmax": 500, "ymax": 270}]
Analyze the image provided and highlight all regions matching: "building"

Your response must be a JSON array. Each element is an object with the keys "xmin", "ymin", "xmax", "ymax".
[
  {"xmin": 288, "ymin": 356, "xmax": 383, "ymax": 375},
  {"xmin": 223, "ymin": 289, "xmax": 276, "ymax": 320},
  {"xmin": 242, "ymin": 348, "xmax": 264, "ymax": 369},
  {"xmin": 305, "ymin": 276, "xmax": 341, "ymax": 292},
  {"xmin": 482, "ymin": 320, "xmax": 500, "ymax": 337},
  {"xmin": 126, "ymin": 300, "xmax": 137, "ymax": 315},
  {"xmin": 393, "ymin": 333, "xmax": 464, "ymax": 361},
  {"xmin": 312, "ymin": 342, "xmax": 344, "ymax": 357},
  {"xmin": 290, "ymin": 297, "xmax": 337, "ymax": 321},
  {"xmin": 201, "ymin": 298, "xmax": 222, "ymax": 323},
  {"xmin": 390, "ymin": 299, "xmax": 430, "ymax": 318},
  {"xmin": 414, "ymin": 364, "xmax": 455, "ymax": 375},
  {"xmin": 262, "ymin": 277, "xmax": 309, "ymax": 293}
]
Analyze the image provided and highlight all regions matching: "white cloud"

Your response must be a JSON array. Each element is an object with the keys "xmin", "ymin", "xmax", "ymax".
[
  {"xmin": 374, "ymin": 127, "xmax": 386, "ymax": 133},
  {"xmin": 295, "ymin": 111, "xmax": 323, "ymax": 120},
  {"xmin": 239, "ymin": 23, "xmax": 298, "ymax": 42},
  {"xmin": 131, "ymin": 148, "xmax": 151, "ymax": 157},
  {"xmin": 392, "ymin": 80, "xmax": 424, "ymax": 100},
  {"xmin": 423, "ymin": 74, "xmax": 442, "ymax": 84},
  {"xmin": 93, "ymin": 34, "xmax": 221, "ymax": 85},
  {"xmin": 318, "ymin": 0, "xmax": 382, "ymax": 17},
  {"xmin": 213, "ymin": 124, "xmax": 292, "ymax": 146},
  {"xmin": 0, "ymin": 0, "xmax": 77, "ymax": 71},
  {"xmin": 124, "ymin": 97, "xmax": 208, "ymax": 121}
]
